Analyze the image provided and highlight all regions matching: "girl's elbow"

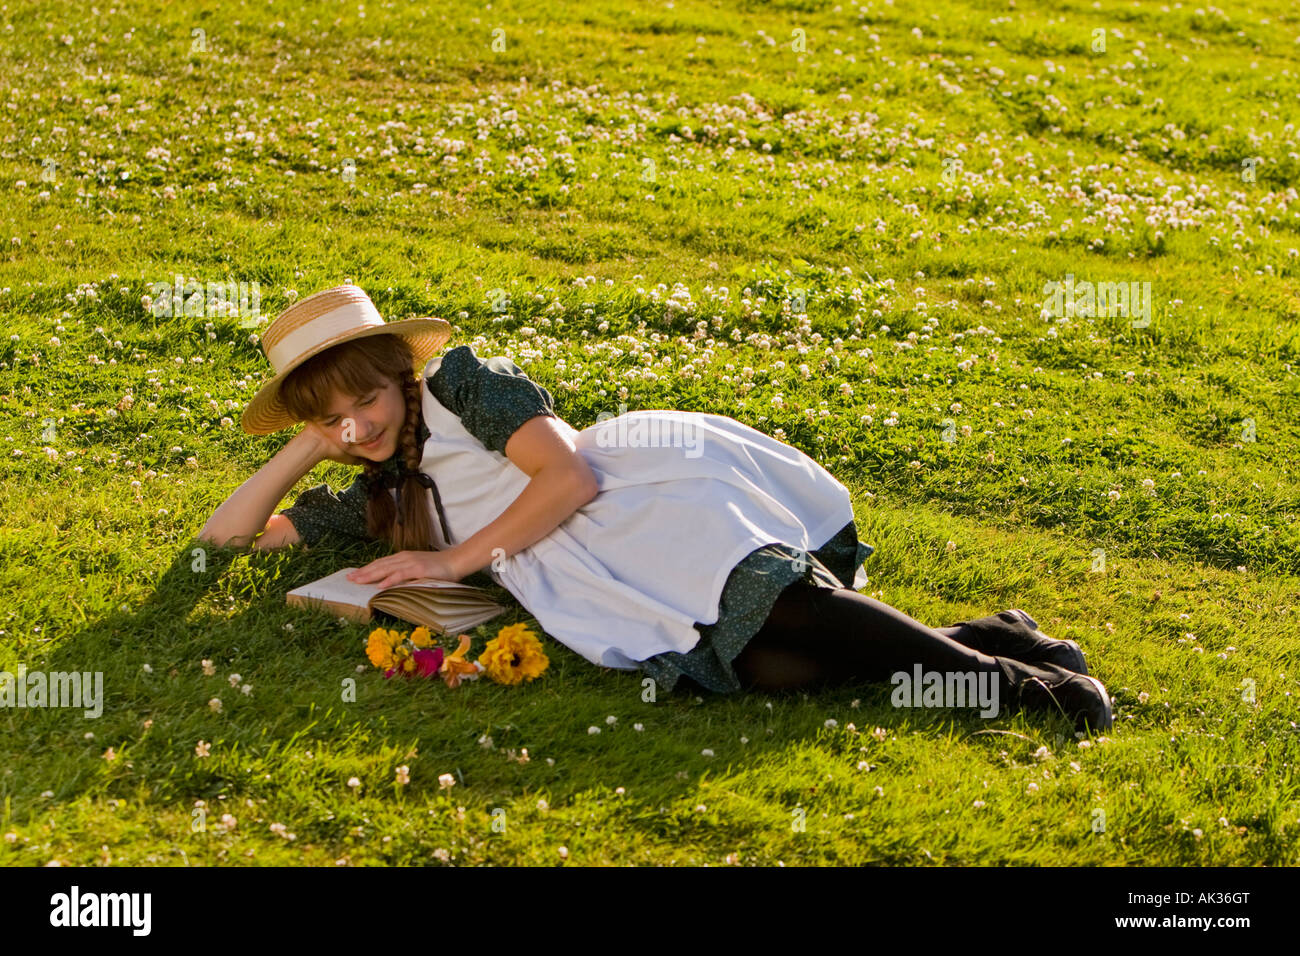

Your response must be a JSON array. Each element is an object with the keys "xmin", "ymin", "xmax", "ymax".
[
  {"xmin": 198, "ymin": 528, "xmax": 253, "ymax": 549},
  {"xmin": 197, "ymin": 522, "xmax": 234, "ymax": 548}
]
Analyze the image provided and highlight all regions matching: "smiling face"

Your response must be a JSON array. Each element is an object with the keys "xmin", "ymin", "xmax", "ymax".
[{"xmin": 315, "ymin": 377, "xmax": 406, "ymax": 461}]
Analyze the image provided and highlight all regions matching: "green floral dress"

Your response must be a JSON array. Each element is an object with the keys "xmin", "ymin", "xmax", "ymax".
[{"xmin": 278, "ymin": 344, "xmax": 874, "ymax": 696}]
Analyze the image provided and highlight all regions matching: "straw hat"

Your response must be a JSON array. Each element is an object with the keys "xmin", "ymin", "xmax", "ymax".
[{"xmin": 240, "ymin": 284, "xmax": 452, "ymax": 435}]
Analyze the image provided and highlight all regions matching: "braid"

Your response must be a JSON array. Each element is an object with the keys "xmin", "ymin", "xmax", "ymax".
[
  {"xmin": 362, "ymin": 370, "xmax": 438, "ymax": 552},
  {"xmin": 392, "ymin": 370, "xmax": 438, "ymax": 551},
  {"xmin": 400, "ymin": 371, "xmax": 422, "ymax": 473}
]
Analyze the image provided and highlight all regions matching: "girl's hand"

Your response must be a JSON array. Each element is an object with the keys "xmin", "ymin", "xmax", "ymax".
[
  {"xmin": 302, "ymin": 423, "xmax": 366, "ymax": 467},
  {"xmin": 347, "ymin": 549, "xmax": 462, "ymax": 589}
]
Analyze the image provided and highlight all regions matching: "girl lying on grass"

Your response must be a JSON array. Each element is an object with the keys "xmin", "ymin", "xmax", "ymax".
[{"xmin": 200, "ymin": 284, "xmax": 1112, "ymax": 731}]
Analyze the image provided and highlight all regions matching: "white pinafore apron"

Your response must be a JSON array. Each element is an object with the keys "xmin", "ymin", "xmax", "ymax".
[{"xmin": 414, "ymin": 354, "xmax": 868, "ymax": 670}]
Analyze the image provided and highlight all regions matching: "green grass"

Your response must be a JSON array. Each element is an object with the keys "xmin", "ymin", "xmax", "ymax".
[{"xmin": 2, "ymin": 0, "xmax": 1299, "ymax": 865}]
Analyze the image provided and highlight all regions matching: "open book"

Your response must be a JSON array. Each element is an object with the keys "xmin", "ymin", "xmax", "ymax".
[{"xmin": 286, "ymin": 567, "xmax": 507, "ymax": 634}]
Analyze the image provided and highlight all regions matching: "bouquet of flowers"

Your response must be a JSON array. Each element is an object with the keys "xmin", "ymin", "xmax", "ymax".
[{"xmin": 365, "ymin": 622, "xmax": 549, "ymax": 689}]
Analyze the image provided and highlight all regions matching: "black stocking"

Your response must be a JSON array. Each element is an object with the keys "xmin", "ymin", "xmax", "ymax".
[{"xmin": 732, "ymin": 580, "xmax": 1003, "ymax": 693}]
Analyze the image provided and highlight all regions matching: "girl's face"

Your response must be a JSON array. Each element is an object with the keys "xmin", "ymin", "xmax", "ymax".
[{"xmin": 314, "ymin": 378, "xmax": 406, "ymax": 461}]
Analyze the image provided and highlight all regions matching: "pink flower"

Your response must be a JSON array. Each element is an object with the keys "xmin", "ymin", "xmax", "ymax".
[
  {"xmin": 385, "ymin": 647, "xmax": 444, "ymax": 680},
  {"xmin": 412, "ymin": 647, "xmax": 444, "ymax": 677}
]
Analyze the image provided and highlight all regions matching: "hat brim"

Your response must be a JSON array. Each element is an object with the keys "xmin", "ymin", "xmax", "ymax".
[{"xmin": 240, "ymin": 317, "xmax": 453, "ymax": 435}]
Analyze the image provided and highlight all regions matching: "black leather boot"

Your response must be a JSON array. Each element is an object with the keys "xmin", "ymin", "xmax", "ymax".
[
  {"xmin": 944, "ymin": 609, "xmax": 1089, "ymax": 675},
  {"xmin": 994, "ymin": 656, "xmax": 1113, "ymax": 732}
]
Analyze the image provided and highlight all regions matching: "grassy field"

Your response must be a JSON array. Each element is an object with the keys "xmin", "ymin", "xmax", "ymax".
[{"xmin": 2, "ymin": 0, "xmax": 1299, "ymax": 865}]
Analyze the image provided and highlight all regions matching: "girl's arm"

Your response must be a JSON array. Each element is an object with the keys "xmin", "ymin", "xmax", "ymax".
[
  {"xmin": 445, "ymin": 415, "xmax": 599, "ymax": 580},
  {"xmin": 198, "ymin": 429, "xmax": 327, "ymax": 549}
]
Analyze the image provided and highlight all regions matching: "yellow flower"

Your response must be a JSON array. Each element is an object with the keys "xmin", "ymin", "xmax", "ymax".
[
  {"xmin": 410, "ymin": 626, "xmax": 434, "ymax": 648},
  {"xmin": 365, "ymin": 628, "xmax": 403, "ymax": 670},
  {"xmin": 480, "ymin": 623, "xmax": 549, "ymax": 686},
  {"xmin": 366, "ymin": 632, "xmax": 391, "ymax": 670}
]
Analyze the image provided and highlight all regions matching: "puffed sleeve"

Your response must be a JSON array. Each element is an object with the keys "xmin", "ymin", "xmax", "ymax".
[
  {"xmin": 276, "ymin": 471, "xmax": 374, "ymax": 548},
  {"xmin": 427, "ymin": 344, "xmax": 558, "ymax": 455}
]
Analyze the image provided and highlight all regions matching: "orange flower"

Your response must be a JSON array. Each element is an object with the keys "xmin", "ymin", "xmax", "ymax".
[{"xmin": 439, "ymin": 634, "xmax": 484, "ymax": 689}]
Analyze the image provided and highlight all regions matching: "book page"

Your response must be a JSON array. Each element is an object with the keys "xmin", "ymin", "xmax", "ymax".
[
  {"xmin": 286, "ymin": 567, "xmax": 380, "ymax": 609},
  {"xmin": 392, "ymin": 578, "xmax": 489, "ymax": 592},
  {"xmin": 373, "ymin": 593, "xmax": 505, "ymax": 635}
]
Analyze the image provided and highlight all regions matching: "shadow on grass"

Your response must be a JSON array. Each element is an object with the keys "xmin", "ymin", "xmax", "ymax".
[{"xmin": 8, "ymin": 534, "xmax": 1089, "ymax": 862}]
